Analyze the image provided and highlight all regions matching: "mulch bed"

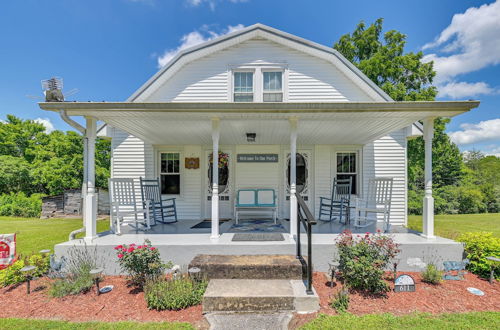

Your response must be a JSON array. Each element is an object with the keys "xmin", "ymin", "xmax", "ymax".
[
  {"xmin": 0, "ymin": 276, "xmax": 207, "ymax": 327},
  {"xmin": 291, "ymin": 271, "xmax": 500, "ymax": 328},
  {"xmin": 0, "ymin": 272, "xmax": 498, "ymax": 327}
]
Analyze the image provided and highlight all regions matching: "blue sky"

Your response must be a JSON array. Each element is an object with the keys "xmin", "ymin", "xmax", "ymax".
[{"xmin": 1, "ymin": 0, "xmax": 499, "ymax": 155}]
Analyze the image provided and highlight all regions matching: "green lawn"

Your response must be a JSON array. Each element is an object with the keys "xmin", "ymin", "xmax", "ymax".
[
  {"xmin": 0, "ymin": 319, "xmax": 193, "ymax": 330},
  {"xmin": 0, "ymin": 217, "xmax": 110, "ymax": 255},
  {"xmin": 301, "ymin": 312, "xmax": 500, "ymax": 330},
  {"xmin": 407, "ymin": 213, "xmax": 500, "ymax": 239}
]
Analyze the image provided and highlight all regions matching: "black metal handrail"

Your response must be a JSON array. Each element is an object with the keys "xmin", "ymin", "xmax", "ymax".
[{"xmin": 295, "ymin": 193, "xmax": 316, "ymax": 295}]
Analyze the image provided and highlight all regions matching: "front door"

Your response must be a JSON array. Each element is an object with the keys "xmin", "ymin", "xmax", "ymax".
[
  {"xmin": 282, "ymin": 150, "xmax": 313, "ymax": 219},
  {"xmin": 204, "ymin": 150, "xmax": 233, "ymax": 220}
]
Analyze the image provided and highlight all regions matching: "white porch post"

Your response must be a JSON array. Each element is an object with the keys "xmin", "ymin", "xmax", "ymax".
[
  {"xmin": 289, "ymin": 118, "xmax": 298, "ymax": 238},
  {"xmin": 211, "ymin": 118, "xmax": 220, "ymax": 239},
  {"xmin": 422, "ymin": 117, "xmax": 435, "ymax": 239},
  {"xmin": 84, "ymin": 116, "xmax": 97, "ymax": 242}
]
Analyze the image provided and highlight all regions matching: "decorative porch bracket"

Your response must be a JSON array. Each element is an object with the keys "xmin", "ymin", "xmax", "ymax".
[
  {"xmin": 289, "ymin": 117, "xmax": 298, "ymax": 238},
  {"xmin": 422, "ymin": 117, "xmax": 435, "ymax": 239},
  {"xmin": 211, "ymin": 118, "xmax": 220, "ymax": 239}
]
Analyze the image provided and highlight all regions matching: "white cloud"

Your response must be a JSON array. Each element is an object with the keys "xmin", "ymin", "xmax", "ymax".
[
  {"xmin": 186, "ymin": 0, "xmax": 248, "ymax": 10},
  {"xmin": 157, "ymin": 24, "xmax": 245, "ymax": 68},
  {"xmin": 422, "ymin": 1, "xmax": 500, "ymax": 98},
  {"xmin": 484, "ymin": 146, "xmax": 500, "ymax": 157},
  {"xmin": 0, "ymin": 119, "xmax": 6, "ymax": 124},
  {"xmin": 449, "ymin": 118, "xmax": 500, "ymax": 145},
  {"xmin": 34, "ymin": 118, "xmax": 55, "ymax": 133},
  {"xmin": 423, "ymin": 0, "xmax": 500, "ymax": 82},
  {"xmin": 438, "ymin": 81, "xmax": 496, "ymax": 99}
]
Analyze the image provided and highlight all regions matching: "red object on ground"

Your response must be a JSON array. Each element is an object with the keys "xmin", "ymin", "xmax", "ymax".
[{"xmin": 0, "ymin": 234, "xmax": 16, "ymax": 270}]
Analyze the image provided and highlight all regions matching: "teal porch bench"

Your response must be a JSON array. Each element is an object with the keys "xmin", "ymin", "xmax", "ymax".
[{"xmin": 234, "ymin": 189, "xmax": 278, "ymax": 224}]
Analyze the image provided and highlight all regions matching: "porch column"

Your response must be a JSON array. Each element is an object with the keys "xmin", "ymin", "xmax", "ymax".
[
  {"xmin": 422, "ymin": 117, "xmax": 435, "ymax": 239},
  {"xmin": 289, "ymin": 117, "xmax": 298, "ymax": 238},
  {"xmin": 84, "ymin": 116, "xmax": 97, "ymax": 242},
  {"xmin": 211, "ymin": 118, "xmax": 220, "ymax": 239}
]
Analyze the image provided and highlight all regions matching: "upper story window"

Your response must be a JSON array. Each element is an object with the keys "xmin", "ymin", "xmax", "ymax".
[
  {"xmin": 233, "ymin": 71, "xmax": 254, "ymax": 102},
  {"xmin": 160, "ymin": 152, "xmax": 180, "ymax": 195},
  {"xmin": 263, "ymin": 71, "xmax": 283, "ymax": 102}
]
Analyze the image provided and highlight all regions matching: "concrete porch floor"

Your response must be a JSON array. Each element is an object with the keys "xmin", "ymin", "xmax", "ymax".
[
  {"xmin": 54, "ymin": 218, "xmax": 463, "ymax": 275},
  {"xmin": 116, "ymin": 218, "xmax": 414, "ymax": 235}
]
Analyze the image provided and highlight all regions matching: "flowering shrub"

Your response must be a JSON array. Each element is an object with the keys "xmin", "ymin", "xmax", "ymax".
[
  {"xmin": 115, "ymin": 239, "xmax": 171, "ymax": 287},
  {"xmin": 336, "ymin": 230, "xmax": 400, "ymax": 295}
]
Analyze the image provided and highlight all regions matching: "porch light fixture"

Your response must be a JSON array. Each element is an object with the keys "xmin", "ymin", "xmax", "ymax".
[{"xmin": 246, "ymin": 133, "xmax": 256, "ymax": 142}]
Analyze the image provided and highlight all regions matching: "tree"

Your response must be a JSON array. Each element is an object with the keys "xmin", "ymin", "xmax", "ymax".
[
  {"xmin": 334, "ymin": 19, "xmax": 465, "ymax": 212},
  {"xmin": 0, "ymin": 115, "xmax": 111, "ymax": 196},
  {"xmin": 333, "ymin": 18, "xmax": 437, "ymax": 101}
]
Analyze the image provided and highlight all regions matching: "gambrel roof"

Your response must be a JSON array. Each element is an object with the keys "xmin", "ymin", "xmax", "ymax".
[{"xmin": 128, "ymin": 23, "xmax": 393, "ymax": 102}]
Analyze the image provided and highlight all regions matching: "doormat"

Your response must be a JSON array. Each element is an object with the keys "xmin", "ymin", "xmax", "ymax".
[
  {"xmin": 190, "ymin": 219, "xmax": 230, "ymax": 229},
  {"xmin": 232, "ymin": 233, "xmax": 285, "ymax": 241},
  {"xmin": 228, "ymin": 220, "xmax": 286, "ymax": 233}
]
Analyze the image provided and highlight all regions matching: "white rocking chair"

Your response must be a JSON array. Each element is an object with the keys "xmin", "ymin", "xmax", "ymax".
[
  {"xmin": 109, "ymin": 178, "xmax": 151, "ymax": 235},
  {"xmin": 354, "ymin": 177, "xmax": 393, "ymax": 232}
]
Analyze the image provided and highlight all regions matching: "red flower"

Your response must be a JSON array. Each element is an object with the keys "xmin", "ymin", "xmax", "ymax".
[
  {"xmin": 130, "ymin": 243, "xmax": 136, "ymax": 247},
  {"xmin": 150, "ymin": 247, "xmax": 156, "ymax": 251},
  {"xmin": 117, "ymin": 253, "xmax": 124, "ymax": 259},
  {"xmin": 114, "ymin": 245, "xmax": 123, "ymax": 250},
  {"xmin": 127, "ymin": 247, "xmax": 135, "ymax": 253}
]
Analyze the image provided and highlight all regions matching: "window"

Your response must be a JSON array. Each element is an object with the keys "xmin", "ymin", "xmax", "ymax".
[
  {"xmin": 160, "ymin": 153, "xmax": 180, "ymax": 195},
  {"xmin": 263, "ymin": 71, "xmax": 283, "ymax": 102},
  {"xmin": 336, "ymin": 152, "xmax": 357, "ymax": 194},
  {"xmin": 233, "ymin": 72, "xmax": 253, "ymax": 102}
]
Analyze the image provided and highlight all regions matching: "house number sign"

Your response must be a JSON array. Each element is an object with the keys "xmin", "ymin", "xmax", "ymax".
[
  {"xmin": 394, "ymin": 274, "xmax": 416, "ymax": 292},
  {"xmin": 237, "ymin": 154, "xmax": 279, "ymax": 163}
]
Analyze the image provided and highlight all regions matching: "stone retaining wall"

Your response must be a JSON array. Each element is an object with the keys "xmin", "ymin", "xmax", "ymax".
[{"xmin": 41, "ymin": 189, "xmax": 109, "ymax": 219}]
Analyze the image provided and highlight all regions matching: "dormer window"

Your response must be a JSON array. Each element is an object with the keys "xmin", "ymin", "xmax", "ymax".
[
  {"xmin": 263, "ymin": 71, "xmax": 283, "ymax": 102},
  {"xmin": 233, "ymin": 71, "xmax": 254, "ymax": 102}
]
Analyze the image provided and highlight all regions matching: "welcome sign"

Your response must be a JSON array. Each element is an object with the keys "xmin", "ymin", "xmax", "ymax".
[{"xmin": 237, "ymin": 154, "xmax": 279, "ymax": 163}]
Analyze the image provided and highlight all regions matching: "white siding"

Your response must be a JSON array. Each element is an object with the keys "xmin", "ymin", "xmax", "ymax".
[
  {"xmin": 168, "ymin": 145, "xmax": 202, "ymax": 220},
  {"xmin": 314, "ymin": 145, "xmax": 332, "ymax": 219},
  {"xmin": 146, "ymin": 39, "xmax": 374, "ymax": 103},
  {"xmin": 110, "ymin": 127, "xmax": 154, "ymax": 220},
  {"xmin": 362, "ymin": 129, "xmax": 407, "ymax": 225}
]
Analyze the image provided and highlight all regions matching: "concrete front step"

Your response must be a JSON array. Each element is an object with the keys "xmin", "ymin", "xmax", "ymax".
[
  {"xmin": 203, "ymin": 279, "xmax": 319, "ymax": 313},
  {"xmin": 189, "ymin": 254, "xmax": 303, "ymax": 280}
]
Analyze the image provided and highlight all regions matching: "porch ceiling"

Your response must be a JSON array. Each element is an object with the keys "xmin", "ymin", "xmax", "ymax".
[{"xmin": 39, "ymin": 101, "xmax": 479, "ymax": 145}]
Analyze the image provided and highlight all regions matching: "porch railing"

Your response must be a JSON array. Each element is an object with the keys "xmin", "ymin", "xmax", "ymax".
[{"xmin": 295, "ymin": 192, "xmax": 316, "ymax": 295}]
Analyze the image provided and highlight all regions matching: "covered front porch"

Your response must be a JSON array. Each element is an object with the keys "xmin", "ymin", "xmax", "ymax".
[{"xmin": 40, "ymin": 101, "xmax": 478, "ymax": 242}]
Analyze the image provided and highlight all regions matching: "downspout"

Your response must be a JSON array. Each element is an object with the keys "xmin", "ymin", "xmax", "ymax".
[{"xmin": 59, "ymin": 110, "xmax": 87, "ymax": 240}]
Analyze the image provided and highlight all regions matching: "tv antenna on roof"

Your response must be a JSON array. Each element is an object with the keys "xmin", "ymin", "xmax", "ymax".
[{"xmin": 26, "ymin": 76, "xmax": 78, "ymax": 102}]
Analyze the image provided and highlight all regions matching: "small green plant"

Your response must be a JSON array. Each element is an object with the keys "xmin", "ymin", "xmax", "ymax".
[
  {"xmin": 458, "ymin": 232, "xmax": 500, "ymax": 280},
  {"xmin": 336, "ymin": 230, "xmax": 400, "ymax": 295},
  {"xmin": 0, "ymin": 192, "xmax": 43, "ymax": 217},
  {"xmin": 144, "ymin": 274, "xmax": 208, "ymax": 311},
  {"xmin": 330, "ymin": 288, "xmax": 349, "ymax": 313},
  {"xmin": 49, "ymin": 245, "xmax": 101, "ymax": 297},
  {"xmin": 115, "ymin": 239, "xmax": 171, "ymax": 287},
  {"xmin": 421, "ymin": 264, "xmax": 443, "ymax": 284},
  {"xmin": 0, "ymin": 253, "xmax": 50, "ymax": 287}
]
